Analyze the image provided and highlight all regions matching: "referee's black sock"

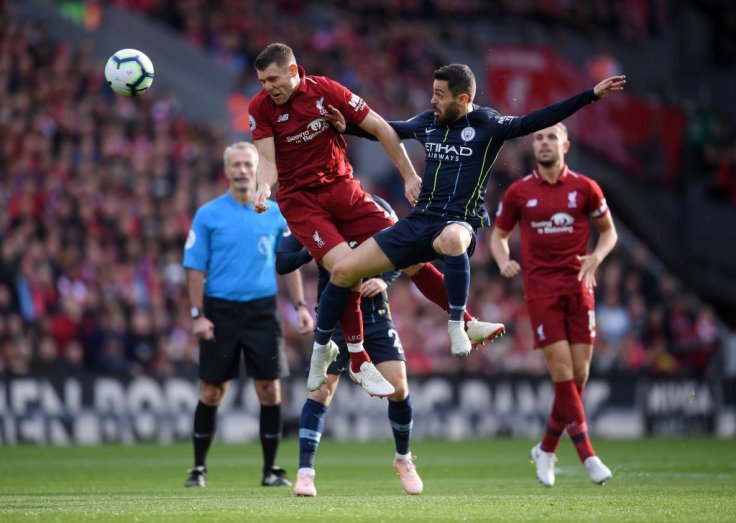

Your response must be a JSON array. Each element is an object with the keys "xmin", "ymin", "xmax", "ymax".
[
  {"xmin": 192, "ymin": 401, "xmax": 218, "ymax": 469},
  {"xmin": 260, "ymin": 404, "xmax": 282, "ymax": 472}
]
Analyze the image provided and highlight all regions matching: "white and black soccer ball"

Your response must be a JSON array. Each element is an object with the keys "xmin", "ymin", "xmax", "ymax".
[{"xmin": 104, "ymin": 49, "xmax": 154, "ymax": 97}]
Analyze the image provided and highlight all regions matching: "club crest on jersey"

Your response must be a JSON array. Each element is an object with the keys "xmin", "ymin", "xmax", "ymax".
[
  {"xmin": 461, "ymin": 126, "xmax": 476, "ymax": 141},
  {"xmin": 313, "ymin": 230, "xmax": 325, "ymax": 248},
  {"xmin": 568, "ymin": 191, "xmax": 578, "ymax": 208},
  {"xmin": 249, "ymin": 114, "xmax": 256, "ymax": 131},
  {"xmin": 316, "ymin": 97, "xmax": 327, "ymax": 116}
]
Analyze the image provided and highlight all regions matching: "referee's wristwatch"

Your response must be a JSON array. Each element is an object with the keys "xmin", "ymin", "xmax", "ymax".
[
  {"xmin": 190, "ymin": 306, "xmax": 202, "ymax": 319},
  {"xmin": 293, "ymin": 300, "xmax": 308, "ymax": 311}
]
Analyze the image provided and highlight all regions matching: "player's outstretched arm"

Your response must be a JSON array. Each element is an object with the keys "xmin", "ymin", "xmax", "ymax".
[
  {"xmin": 358, "ymin": 110, "xmax": 422, "ymax": 205},
  {"xmin": 496, "ymin": 75, "xmax": 627, "ymax": 140},
  {"xmin": 253, "ymin": 137, "xmax": 278, "ymax": 213}
]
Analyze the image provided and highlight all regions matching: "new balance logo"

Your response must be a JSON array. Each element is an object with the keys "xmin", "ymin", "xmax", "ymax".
[
  {"xmin": 277, "ymin": 113, "xmax": 289, "ymax": 122},
  {"xmin": 526, "ymin": 199, "xmax": 538, "ymax": 208}
]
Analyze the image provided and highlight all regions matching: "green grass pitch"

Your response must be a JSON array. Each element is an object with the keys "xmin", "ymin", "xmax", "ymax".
[{"xmin": 1, "ymin": 438, "xmax": 734, "ymax": 522}]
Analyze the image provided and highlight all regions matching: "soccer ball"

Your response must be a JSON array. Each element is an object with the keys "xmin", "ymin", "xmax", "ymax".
[{"xmin": 104, "ymin": 49, "xmax": 154, "ymax": 97}]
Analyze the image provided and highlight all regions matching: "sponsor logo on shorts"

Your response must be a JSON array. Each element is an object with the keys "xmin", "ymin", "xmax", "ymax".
[{"xmin": 536, "ymin": 324, "xmax": 545, "ymax": 341}]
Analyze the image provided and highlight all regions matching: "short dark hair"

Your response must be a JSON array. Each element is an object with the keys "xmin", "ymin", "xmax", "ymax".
[
  {"xmin": 254, "ymin": 43, "xmax": 296, "ymax": 71},
  {"xmin": 433, "ymin": 64, "xmax": 476, "ymax": 102}
]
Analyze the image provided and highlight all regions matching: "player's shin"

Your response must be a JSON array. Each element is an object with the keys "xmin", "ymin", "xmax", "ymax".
[
  {"xmin": 313, "ymin": 282, "xmax": 350, "ymax": 347},
  {"xmin": 299, "ymin": 399, "xmax": 327, "ymax": 471},
  {"xmin": 409, "ymin": 263, "xmax": 473, "ymax": 322}
]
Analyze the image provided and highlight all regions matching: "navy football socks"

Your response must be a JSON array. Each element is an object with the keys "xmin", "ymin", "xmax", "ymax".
[
  {"xmin": 443, "ymin": 253, "xmax": 470, "ymax": 321},
  {"xmin": 314, "ymin": 283, "xmax": 350, "ymax": 345},
  {"xmin": 299, "ymin": 399, "xmax": 327, "ymax": 469},
  {"xmin": 388, "ymin": 395, "xmax": 413, "ymax": 456}
]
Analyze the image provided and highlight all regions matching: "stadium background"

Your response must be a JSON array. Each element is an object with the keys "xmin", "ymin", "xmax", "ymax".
[{"xmin": 1, "ymin": 0, "xmax": 735, "ymax": 445}]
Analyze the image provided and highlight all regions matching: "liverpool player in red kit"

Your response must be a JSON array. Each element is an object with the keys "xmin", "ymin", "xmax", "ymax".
[
  {"xmin": 249, "ymin": 43, "xmax": 503, "ymax": 398},
  {"xmin": 491, "ymin": 123, "xmax": 617, "ymax": 486}
]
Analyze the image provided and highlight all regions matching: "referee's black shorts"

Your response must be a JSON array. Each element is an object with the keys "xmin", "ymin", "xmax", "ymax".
[{"xmin": 199, "ymin": 295, "xmax": 288, "ymax": 383}]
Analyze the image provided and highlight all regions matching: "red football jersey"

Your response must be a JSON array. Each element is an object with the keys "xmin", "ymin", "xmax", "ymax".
[
  {"xmin": 494, "ymin": 165, "xmax": 609, "ymax": 299},
  {"xmin": 248, "ymin": 66, "xmax": 371, "ymax": 196}
]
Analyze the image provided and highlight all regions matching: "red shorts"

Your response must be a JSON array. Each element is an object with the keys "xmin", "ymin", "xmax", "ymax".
[
  {"xmin": 277, "ymin": 178, "xmax": 396, "ymax": 262},
  {"xmin": 526, "ymin": 291, "xmax": 596, "ymax": 349}
]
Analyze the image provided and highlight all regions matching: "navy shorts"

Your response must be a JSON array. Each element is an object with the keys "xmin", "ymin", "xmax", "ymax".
[
  {"xmin": 199, "ymin": 296, "xmax": 288, "ymax": 383},
  {"xmin": 373, "ymin": 214, "xmax": 476, "ymax": 270},
  {"xmin": 327, "ymin": 319, "xmax": 406, "ymax": 375}
]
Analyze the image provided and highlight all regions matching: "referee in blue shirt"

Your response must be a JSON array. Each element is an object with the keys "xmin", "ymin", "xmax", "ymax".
[{"xmin": 182, "ymin": 141, "xmax": 314, "ymax": 488}]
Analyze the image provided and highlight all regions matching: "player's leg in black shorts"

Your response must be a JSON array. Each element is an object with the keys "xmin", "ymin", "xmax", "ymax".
[{"xmin": 373, "ymin": 214, "xmax": 477, "ymax": 270}]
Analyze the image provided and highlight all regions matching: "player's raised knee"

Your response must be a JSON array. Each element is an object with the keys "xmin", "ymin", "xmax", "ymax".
[
  {"xmin": 330, "ymin": 259, "xmax": 359, "ymax": 287},
  {"xmin": 436, "ymin": 225, "xmax": 471, "ymax": 256}
]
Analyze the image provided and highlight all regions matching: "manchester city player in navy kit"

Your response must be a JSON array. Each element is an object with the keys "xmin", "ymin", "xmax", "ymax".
[
  {"xmin": 323, "ymin": 64, "xmax": 626, "ymax": 356},
  {"xmin": 182, "ymin": 141, "xmax": 314, "ymax": 488},
  {"xmin": 275, "ymin": 195, "xmax": 423, "ymax": 497}
]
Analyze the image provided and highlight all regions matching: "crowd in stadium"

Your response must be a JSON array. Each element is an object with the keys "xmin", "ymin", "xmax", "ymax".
[{"xmin": 0, "ymin": 4, "xmax": 731, "ymax": 381}]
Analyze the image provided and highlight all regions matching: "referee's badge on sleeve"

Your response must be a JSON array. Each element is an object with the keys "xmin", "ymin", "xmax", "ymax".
[{"xmin": 185, "ymin": 230, "xmax": 196, "ymax": 249}]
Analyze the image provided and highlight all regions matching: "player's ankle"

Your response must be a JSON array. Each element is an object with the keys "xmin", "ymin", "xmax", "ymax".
[{"xmin": 347, "ymin": 348, "xmax": 370, "ymax": 372}]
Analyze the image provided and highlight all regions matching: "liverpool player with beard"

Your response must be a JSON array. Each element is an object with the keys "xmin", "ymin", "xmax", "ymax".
[
  {"xmin": 490, "ymin": 123, "xmax": 617, "ymax": 487},
  {"xmin": 249, "ymin": 44, "xmax": 504, "ymax": 398}
]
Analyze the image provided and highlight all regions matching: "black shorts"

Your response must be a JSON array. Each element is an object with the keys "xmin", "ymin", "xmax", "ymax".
[
  {"xmin": 373, "ymin": 214, "xmax": 477, "ymax": 270},
  {"xmin": 327, "ymin": 319, "xmax": 406, "ymax": 376},
  {"xmin": 199, "ymin": 296, "xmax": 287, "ymax": 383}
]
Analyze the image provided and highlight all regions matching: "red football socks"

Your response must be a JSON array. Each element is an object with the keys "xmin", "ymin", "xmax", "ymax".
[
  {"xmin": 410, "ymin": 264, "xmax": 473, "ymax": 322},
  {"xmin": 552, "ymin": 379, "xmax": 595, "ymax": 462},
  {"xmin": 340, "ymin": 291, "xmax": 370, "ymax": 372}
]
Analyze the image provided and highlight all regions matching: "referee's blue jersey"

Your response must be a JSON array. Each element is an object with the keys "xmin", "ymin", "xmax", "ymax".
[{"xmin": 183, "ymin": 193, "xmax": 287, "ymax": 302}]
